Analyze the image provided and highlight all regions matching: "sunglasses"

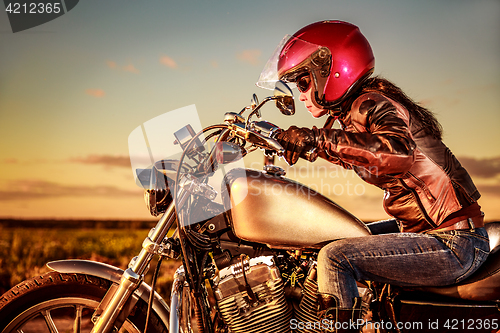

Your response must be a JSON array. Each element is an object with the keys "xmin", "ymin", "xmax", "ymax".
[{"xmin": 295, "ymin": 73, "xmax": 312, "ymax": 93}]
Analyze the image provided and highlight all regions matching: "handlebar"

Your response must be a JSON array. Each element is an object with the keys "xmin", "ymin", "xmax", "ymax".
[
  {"xmin": 300, "ymin": 145, "xmax": 318, "ymax": 162},
  {"xmin": 223, "ymin": 112, "xmax": 318, "ymax": 163}
]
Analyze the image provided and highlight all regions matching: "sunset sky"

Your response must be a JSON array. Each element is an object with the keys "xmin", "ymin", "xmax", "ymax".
[{"xmin": 0, "ymin": 0, "xmax": 499, "ymax": 222}]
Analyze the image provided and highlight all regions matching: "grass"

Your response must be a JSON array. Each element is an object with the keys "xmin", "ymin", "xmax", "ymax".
[{"xmin": 0, "ymin": 226, "xmax": 181, "ymax": 299}]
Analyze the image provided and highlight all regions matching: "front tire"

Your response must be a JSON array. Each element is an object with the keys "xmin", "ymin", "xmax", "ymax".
[{"xmin": 0, "ymin": 271, "xmax": 168, "ymax": 333}]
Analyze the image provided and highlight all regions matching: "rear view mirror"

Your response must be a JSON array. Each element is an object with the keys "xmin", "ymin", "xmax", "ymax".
[{"xmin": 274, "ymin": 80, "xmax": 295, "ymax": 116}]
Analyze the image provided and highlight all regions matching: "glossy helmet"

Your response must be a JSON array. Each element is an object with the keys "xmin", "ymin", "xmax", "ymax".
[{"xmin": 258, "ymin": 21, "xmax": 375, "ymax": 111}]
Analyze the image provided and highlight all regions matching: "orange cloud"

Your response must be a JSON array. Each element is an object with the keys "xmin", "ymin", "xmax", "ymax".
[
  {"xmin": 478, "ymin": 184, "xmax": 500, "ymax": 196},
  {"xmin": 160, "ymin": 55, "xmax": 177, "ymax": 69},
  {"xmin": 123, "ymin": 64, "xmax": 140, "ymax": 73},
  {"xmin": 85, "ymin": 89, "xmax": 105, "ymax": 98},
  {"xmin": 1, "ymin": 158, "xmax": 19, "ymax": 164},
  {"xmin": 0, "ymin": 179, "xmax": 140, "ymax": 200},
  {"xmin": 106, "ymin": 60, "xmax": 117, "ymax": 69},
  {"xmin": 107, "ymin": 60, "xmax": 140, "ymax": 73},
  {"xmin": 459, "ymin": 156, "xmax": 500, "ymax": 178},
  {"xmin": 70, "ymin": 154, "xmax": 131, "ymax": 168},
  {"xmin": 237, "ymin": 49, "xmax": 261, "ymax": 66}
]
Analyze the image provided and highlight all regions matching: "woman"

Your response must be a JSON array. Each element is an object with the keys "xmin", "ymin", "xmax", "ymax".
[{"xmin": 257, "ymin": 21, "xmax": 489, "ymax": 332}]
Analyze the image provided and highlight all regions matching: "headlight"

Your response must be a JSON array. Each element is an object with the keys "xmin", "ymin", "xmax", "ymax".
[
  {"xmin": 144, "ymin": 188, "xmax": 171, "ymax": 217},
  {"xmin": 141, "ymin": 160, "xmax": 179, "ymax": 216}
]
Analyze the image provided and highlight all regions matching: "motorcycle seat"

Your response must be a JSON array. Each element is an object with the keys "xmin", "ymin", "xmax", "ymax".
[
  {"xmin": 417, "ymin": 221, "xmax": 500, "ymax": 301},
  {"xmin": 366, "ymin": 218, "xmax": 400, "ymax": 235},
  {"xmin": 485, "ymin": 221, "xmax": 500, "ymax": 254}
]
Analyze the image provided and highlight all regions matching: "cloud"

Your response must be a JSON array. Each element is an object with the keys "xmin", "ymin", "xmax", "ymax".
[
  {"xmin": 458, "ymin": 156, "xmax": 500, "ymax": 178},
  {"xmin": 106, "ymin": 60, "xmax": 140, "ymax": 73},
  {"xmin": 106, "ymin": 60, "xmax": 117, "ymax": 69},
  {"xmin": 0, "ymin": 180, "xmax": 140, "ymax": 201},
  {"xmin": 1, "ymin": 158, "xmax": 19, "ymax": 164},
  {"xmin": 123, "ymin": 64, "xmax": 140, "ymax": 74},
  {"xmin": 85, "ymin": 89, "xmax": 105, "ymax": 98},
  {"xmin": 236, "ymin": 49, "xmax": 261, "ymax": 66},
  {"xmin": 160, "ymin": 55, "xmax": 177, "ymax": 69},
  {"xmin": 70, "ymin": 155, "xmax": 131, "ymax": 168},
  {"xmin": 477, "ymin": 184, "xmax": 500, "ymax": 196},
  {"xmin": 419, "ymin": 96, "xmax": 460, "ymax": 108}
]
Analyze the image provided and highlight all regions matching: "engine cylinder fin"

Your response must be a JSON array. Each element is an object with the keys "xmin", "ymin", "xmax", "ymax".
[
  {"xmin": 293, "ymin": 303, "xmax": 323, "ymax": 333},
  {"xmin": 219, "ymin": 287, "xmax": 292, "ymax": 332},
  {"xmin": 299, "ymin": 276, "xmax": 320, "ymax": 315},
  {"xmin": 228, "ymin": 306, "xmax": 292, "ymax": 333},
  {"xmin": 293, "ymin": 269, "xmax": 323, "ymax": 333},
  {"xmin": 215, "ymin": 256, "xmax": 293, "ymax": 333}
]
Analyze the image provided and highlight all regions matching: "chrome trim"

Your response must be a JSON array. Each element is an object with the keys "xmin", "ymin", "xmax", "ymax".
[
  {"xmin": 169, "ymin": 267, "xmax": 185, "ymax": 333},
  {"xmin": 91, "ymin": 267, "xmax": 139, "ymax": 333},
  {"xmin": 131, "ymin": 201, "xmax": 178, "ymax": 274},
  {"xmin": 400, "ymin": 299, "xmax": 498, "ymax": 308}
]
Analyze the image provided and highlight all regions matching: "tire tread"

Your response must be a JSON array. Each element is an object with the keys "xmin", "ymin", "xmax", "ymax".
[{"xmin": 0, "ymin": 271, "xmax": 168, "ymax": 332}]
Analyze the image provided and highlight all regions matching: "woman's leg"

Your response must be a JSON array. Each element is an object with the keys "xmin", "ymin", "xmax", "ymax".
[{"xmin": 317, "ymin": 229, "xmax": 489, "ymax": 308}]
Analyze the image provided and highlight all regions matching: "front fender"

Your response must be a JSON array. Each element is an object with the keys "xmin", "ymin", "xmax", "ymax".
[{"xmin": 46, "ymin": 259, "xmax": 170, "ymax": 325}]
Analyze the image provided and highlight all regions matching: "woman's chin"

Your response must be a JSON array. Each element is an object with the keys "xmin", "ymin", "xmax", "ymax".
[{"xmin": 309, "ymin": 109, "xmax": 328, "ymax": 118}]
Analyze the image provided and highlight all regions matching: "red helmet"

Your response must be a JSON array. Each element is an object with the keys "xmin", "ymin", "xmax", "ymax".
[{"xmin": 258, "ymin": 21, "xmax": 375, "ymax": 110}]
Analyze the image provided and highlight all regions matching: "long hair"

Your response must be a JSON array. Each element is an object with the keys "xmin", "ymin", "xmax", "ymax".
[{"xmin": 355, "ymin": 76, "xmax": 443, "ymax": 140}]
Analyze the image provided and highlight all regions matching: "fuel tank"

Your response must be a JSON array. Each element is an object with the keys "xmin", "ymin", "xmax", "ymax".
[{"xmin": 222, "ymin": 168, "xmax": 371, "ymax": 249}]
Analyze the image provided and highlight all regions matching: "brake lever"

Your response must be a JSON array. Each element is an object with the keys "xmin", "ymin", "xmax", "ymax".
[
  {"xmin": 246, "ymin": 126, "xmax": 319, "ymax": 162},
  {"xmin": 225, "ymin": 118, "xmax": 318, "ymax": 162},
  {"xmin": 245, "ymin": 130, "xmax": 285, "ymax": 155}
]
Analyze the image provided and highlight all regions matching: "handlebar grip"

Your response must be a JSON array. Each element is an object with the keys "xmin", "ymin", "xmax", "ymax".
[{"xmin": 301, "ymin": 146, "xmax": 318, "ymax": 162}]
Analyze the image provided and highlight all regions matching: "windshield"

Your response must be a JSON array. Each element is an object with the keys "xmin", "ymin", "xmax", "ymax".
[
  {"xmin": 128, "ymin": 105, "xmax": 247, "ymax": 226},
  {"xmin": 256, "ymin": 34, "xmax": 322, "ymax": 90}
]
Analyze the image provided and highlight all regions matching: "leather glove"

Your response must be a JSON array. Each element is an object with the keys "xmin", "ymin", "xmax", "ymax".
[{"xmin": 276, "ymin": 126, "xmax": 316, "ymax": 165}]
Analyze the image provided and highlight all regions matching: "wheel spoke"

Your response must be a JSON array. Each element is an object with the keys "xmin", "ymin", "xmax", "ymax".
[
  {"xmin": 73, "ymin": 305, "xmax": 83, "ymax": 333},
  {"xmin": 3, "ymin": 293, "xmax": 158, "ymax": 333},
  {"xmin": 42, "ymin": 310, "xmax": 60, "ymax": 333}
]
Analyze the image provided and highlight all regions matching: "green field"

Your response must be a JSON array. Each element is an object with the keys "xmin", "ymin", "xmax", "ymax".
[{"xmin": 0, "ymin": 224, "xmax": 181, "ymax": 299}]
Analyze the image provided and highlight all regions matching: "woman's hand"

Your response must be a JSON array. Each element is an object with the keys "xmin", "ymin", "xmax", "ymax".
[{"xmin": 276, "ymin": 126, "xmax": 316, "ymax": 165}]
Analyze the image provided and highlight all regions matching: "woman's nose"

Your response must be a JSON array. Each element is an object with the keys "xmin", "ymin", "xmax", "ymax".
[{"xmin": 299, "ymin": 92, "xmax": 307, "ymax": 102}]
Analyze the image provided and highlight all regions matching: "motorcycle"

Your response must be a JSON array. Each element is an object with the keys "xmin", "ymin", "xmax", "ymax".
[{"xmin": 1, "ymin": 81, "xmax": 500, "ymax": 333}]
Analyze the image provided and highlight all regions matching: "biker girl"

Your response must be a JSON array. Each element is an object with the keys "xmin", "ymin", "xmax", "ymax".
[{"xmin": 257, "ymin": 20, "xmax": 490, "ymax": 332}]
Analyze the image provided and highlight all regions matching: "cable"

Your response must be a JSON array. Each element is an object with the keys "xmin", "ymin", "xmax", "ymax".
[{"xmin": 144, "ymin": 256, "xmax": 164, "ymax": 333}]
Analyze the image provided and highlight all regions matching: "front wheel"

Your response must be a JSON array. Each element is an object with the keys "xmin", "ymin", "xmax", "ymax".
[{"xmin": 0, "ymin": 271, "xmax": 168, "ymax": 333}]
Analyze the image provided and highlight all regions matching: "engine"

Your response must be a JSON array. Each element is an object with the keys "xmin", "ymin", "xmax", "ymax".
[
  {"xmin": 214, "ymin": 256, "xmax": 292, "ymax": 332},
  {"xmin": 213, "ymin": 255, "xmax": 323, "ymax": 333}
]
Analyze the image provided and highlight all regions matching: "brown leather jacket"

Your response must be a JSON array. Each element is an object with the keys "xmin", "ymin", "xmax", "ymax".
[{"xmin": 314, "ymin": 92, "xmax": 480, "ymax": 233}]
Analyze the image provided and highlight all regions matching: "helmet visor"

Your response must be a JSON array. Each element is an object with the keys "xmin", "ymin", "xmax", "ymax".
[{"xmin": 256, "ymin": 35, "xmax": 322, "ymax": 90}]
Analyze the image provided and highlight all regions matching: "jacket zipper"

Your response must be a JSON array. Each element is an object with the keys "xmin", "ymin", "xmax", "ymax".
[
  {"xmin": 398, "ymin": 178, "xmax": 437, "ymax": 228},
  {"xmin": 406, "ymin": 171, "xmax": 436, "ymax": 203}
]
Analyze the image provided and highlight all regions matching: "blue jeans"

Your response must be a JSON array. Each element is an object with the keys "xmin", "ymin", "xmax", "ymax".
[{"xmin": 317, "ymin": 228, "xmax": 490, "ymax": 308}]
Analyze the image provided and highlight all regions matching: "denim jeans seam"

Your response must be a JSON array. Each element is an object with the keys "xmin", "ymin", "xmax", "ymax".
[
  {"xmin": 450, "ymin": 234, "xmax": 456, "ymax": 250},
  {"xmin": 455, "ymin": 247, "xmax": 489, "ymax": 283},
  {"xmin": 350, "ymin": 249, "xmax": 449, "ymax": 260},
  {"xmin": 429, "ymin": 229, "xmax": 489, "ymax": 242}
]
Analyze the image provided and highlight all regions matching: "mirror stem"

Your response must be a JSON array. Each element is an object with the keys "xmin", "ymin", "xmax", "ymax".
[{"xmin": 245, "ymin": 96, "xmax": 275, "ymax": 128}]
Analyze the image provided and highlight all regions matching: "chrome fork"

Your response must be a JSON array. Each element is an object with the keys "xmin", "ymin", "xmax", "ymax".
[{"xmin": 90, "ymin": 193, "xmax": 182, "ymax": 333}]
